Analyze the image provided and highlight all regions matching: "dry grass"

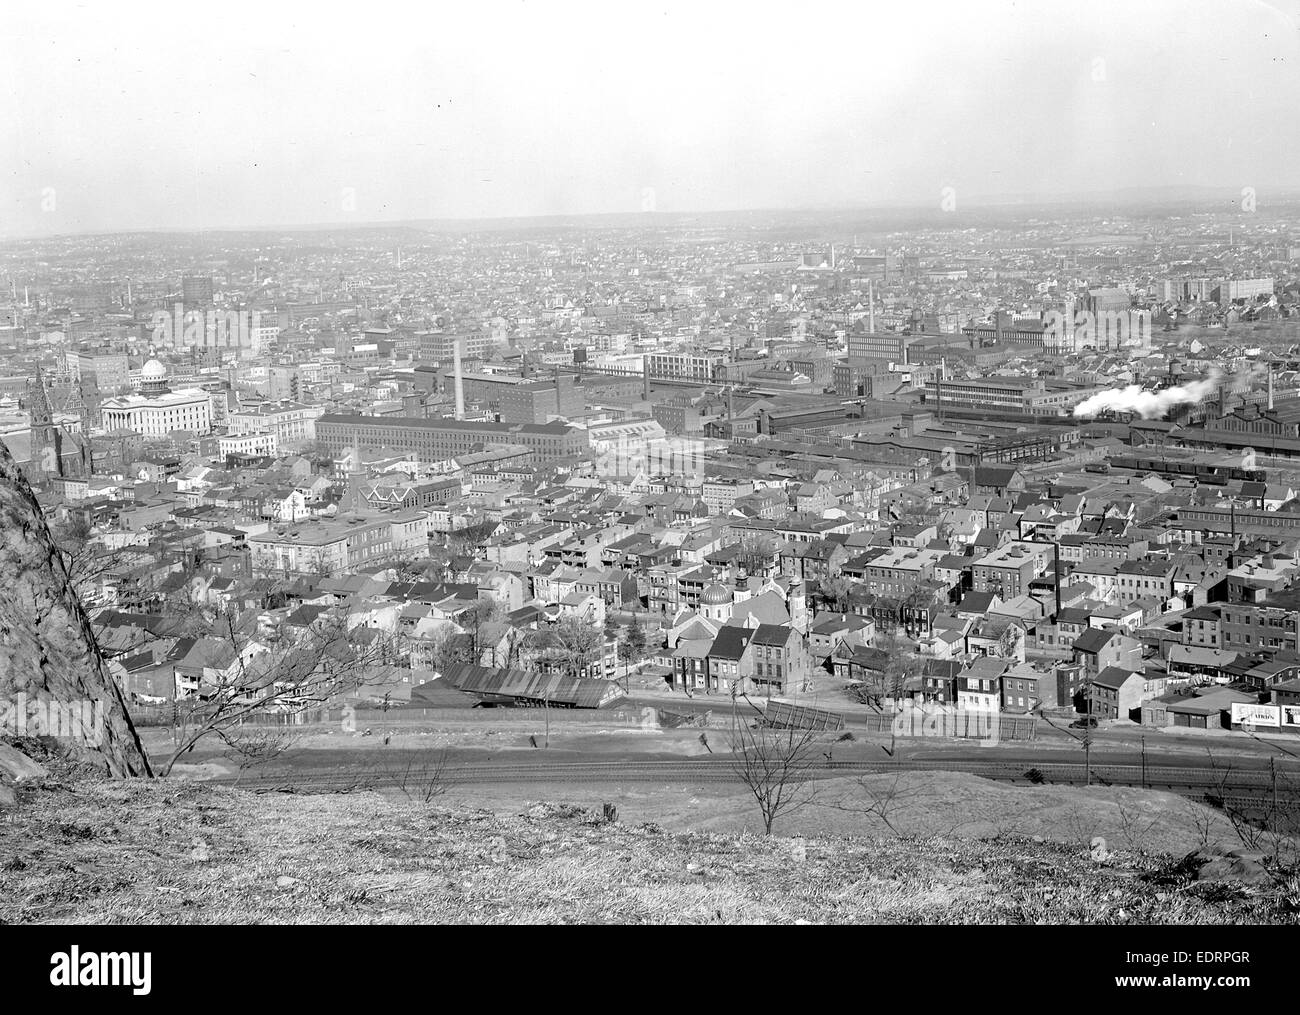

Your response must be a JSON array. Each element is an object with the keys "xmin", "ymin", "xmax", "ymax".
[
  {"xmin": 1, "ymin": 777, "xmax": 1298, "ymax": 924},
  {"xmin": 675, "ymin": 772, "xmax": 1245, "ymax": 855}
]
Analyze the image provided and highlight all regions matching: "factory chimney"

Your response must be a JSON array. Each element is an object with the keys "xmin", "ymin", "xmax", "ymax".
[
  {"xmin": 868, "ymin": 279, "xmax": 876, "ymax": 334},
  {"xmin": 452, "ymin": 338, "xmax": 465, "ymax": 420},
  {"xmin": 1268, "ymin": 364, "xmax": 1275, "ymax": 411},
  {"xmin": 642, "ymin": 356, "xmax": 651, "ymax": 401}
]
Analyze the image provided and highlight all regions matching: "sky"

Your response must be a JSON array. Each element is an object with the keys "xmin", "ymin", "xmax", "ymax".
[{"xmin": 4, "ymin": 0, "xmax": 1300, "ymax": 236}]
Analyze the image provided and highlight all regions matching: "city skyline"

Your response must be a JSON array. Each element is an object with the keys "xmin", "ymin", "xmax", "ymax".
[{"xmin": 6, "ymin": 0, "xmax": 1300, "ymax": 946}]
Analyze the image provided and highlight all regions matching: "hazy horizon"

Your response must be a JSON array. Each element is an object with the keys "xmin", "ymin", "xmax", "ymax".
[{"xmin": 5, "ymin": 0, "xmax": 1300, "ymax": 239}]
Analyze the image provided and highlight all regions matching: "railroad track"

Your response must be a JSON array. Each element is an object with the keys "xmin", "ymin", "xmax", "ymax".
[{"xmin": 218, "ymin": 757, "xmax": 1300, "ymax": 801}]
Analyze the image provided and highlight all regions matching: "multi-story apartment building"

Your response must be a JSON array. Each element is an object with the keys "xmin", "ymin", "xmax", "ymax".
[
  {"xmin": 499, "ymin": 376, "xmax": 583, "ymax": 423},
  {"xmin": 846, "ymin": 332, "xmax": 913, "ymax": 362},
  {"xmin": 858, "ymin": 546, "xmax": 944, "ymax": 599},
  {"xmin": 417, "ymin": 330, "xmax": 501, "ymax": 363},
  {"xmin": 646, "ymin": 351, "xmax": 719, "ymax": 383},
  {"xmin": 1114, "ymin": 558, "xmax": 1177, "ymax": 603},
  {"xmin": 1220, "ymin": 591, "xmax": 1300, "ymax": 656},
  {"xmin": 75, "ymin": 350, "xmax": 131, "ymax": 393},
  {"xmin": 701, "ymin": 477, "xmax": 754, "ymax": 514},
  {"xmin": 218, "ymin": 432, "xmax": 276, "ymax": 458},
  {"xmin": 971, "ymin": 541, "xmax": 1053, "ymax": 598},
  {"xmin": 228, "ymin": 400, "xmax": 319, "ymax": 450},
  {"xmin": 747, "ymin": 623, "xmax": 809, "ymax": 695},
  {"xmin": 924, "ymin": 376, "xmax": 1043, "ymax": 413},
  {"xmin": 1183, "ymin": 605, "xmax": 1222, "ymax": 648},
  {"xmin": 247, "ymin": 511, "xmax": 428, "ymax": 577},
  {"xmin": 316, "ymin": 414, "xmax": 588, "ymax": 465}
]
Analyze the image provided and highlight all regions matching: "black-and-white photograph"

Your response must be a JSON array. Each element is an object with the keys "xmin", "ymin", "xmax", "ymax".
[{"xmin": 2, "ymin": 0, "xmax": 1300, "ymax": 978}]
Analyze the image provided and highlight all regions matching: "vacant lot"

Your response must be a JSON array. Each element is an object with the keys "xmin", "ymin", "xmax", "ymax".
[{"xmin": 2, "ymin": 777, "xmax": 1297, "ymax": 924}]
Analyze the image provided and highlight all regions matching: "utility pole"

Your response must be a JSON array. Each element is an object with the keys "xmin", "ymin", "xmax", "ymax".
[
  {"xmin": 1084, "ymin": 722, "xmax": 1092, "ymax": 786},
  {"xmin": 1080, "ymin": 676, "xmax": 1093, "ymax": 786}
]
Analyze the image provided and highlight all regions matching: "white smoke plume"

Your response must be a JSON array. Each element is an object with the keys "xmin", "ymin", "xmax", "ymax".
[{"xmin": 1072, "ymin": 371, "xmax": 1222, "ymax": 419}]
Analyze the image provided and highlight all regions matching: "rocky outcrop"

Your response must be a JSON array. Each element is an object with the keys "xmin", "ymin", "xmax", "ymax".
[
  {"xmin": 0, "ymin": 439, "xmax": 151, "ymax": 777},
  {"xmin": 1188, "ymin": 846, "xmax": 1276, "ymax": 886},
  {"xmin": 0, "ymin": 742, "xmax": 47, "ymax": 808}
]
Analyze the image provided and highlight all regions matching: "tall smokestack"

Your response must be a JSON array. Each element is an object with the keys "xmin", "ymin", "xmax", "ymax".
[
  {"xmin": 452, "ymin": 338, "xmax": 465, "ymax": 420},
  {"xmin": 1268, "ymin": 364, "xmax": 1274, "ymax": 411},
  {"xmin": 868, "ymin": 280, "xmax": 875, "ymax": 334},
  {"xmin": 642, "ymin": 356, "xmax": 651, "ymax": 401}
]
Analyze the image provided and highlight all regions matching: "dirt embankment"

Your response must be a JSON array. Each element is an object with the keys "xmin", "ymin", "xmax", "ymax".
[{"xmin": 2, "ymin": 776, "xmax": 1297, "ymax": 925}]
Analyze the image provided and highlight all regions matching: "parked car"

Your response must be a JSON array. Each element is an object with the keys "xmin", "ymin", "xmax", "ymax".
[{"xmin": 1069, "ymin": 716, "xmax": 1098, "ymax": 729}]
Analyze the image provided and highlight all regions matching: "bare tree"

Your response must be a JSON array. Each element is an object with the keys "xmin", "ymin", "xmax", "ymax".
[
  {"xmin": 849, "ymin": 631, "xmax": 919, "ymax": 711},
  {"xmin": 728, "ymin": 699, "xmax": 823, "ymax": 835},
  {"xmin": 822, "ymin": 772, "xmax": 973, "ymax": 839},
  {"xmin": 465, "ymin": 598, "xmax": 504, "ymax": 661},
  {"xmin": 428, "ymin": 599, "xmax": 504, "ymax": 672},
  {"xmin": 817, "ymin": 575, "xmax": 852, "ymax": 614},
  {"xmin": 736, "ymin": 532, "xmax": 777, "ymax": 578},
  {"xmin": 158, "ymin": 611, "xmax": 402, "ymax": 777},
  {"xmin": 550, "ymin": 613, "xmax": 606, "ymax": 679},
  {"xmin": 622, "ymin": 613, "xmax": 648, "ymax": 663},
  {"xmin": 997, "ymin": 622, "xmax": 1025, "ymax": 661},
  {"xmin": 60, "ymin": 541, "xmax": 128, "ymax": 609},
  {"xmin": 1115, "ymin": 799, "xmax": 1161, "ymax": 853},
  {"xmin": 1181, "ymin": 797, "xmax": 1220, "ymax": 851},
  {"xmin": 378, "ymin": 749, "xmax": 458, "ymax": 804},
  {"xmin": 220, "ymin": 727, "xmax": 301, "ymax": 784}
]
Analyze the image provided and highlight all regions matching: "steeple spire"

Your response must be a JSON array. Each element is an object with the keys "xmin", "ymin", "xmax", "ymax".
[
  {"xmin": 28, "ymin": 364, "xmax": 53, "ymax": 426},
  {"xmin": 27, "ymin": 364, "xmax": 60, "ymax": 481}
]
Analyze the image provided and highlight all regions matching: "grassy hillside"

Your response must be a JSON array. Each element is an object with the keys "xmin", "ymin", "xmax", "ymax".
[{"xmin": 2, "ymin": 777, "xmax": 1299, "ymax": 924}]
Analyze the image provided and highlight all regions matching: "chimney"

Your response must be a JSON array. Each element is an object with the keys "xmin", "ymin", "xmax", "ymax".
[
  {"xmin": 452, "ymin": 338, "xmax": 465, "ymax": 420},
  {"xmin": 1268, "ymin": 364, "xmax": 1274, "ymax": 410},
  {"xmin": 868, "ymin": 279, "xmax": 876, "ymax": 334},
  {"xmin": 642, "ymin": 356, "xmax": 651, "ymax": 401}
]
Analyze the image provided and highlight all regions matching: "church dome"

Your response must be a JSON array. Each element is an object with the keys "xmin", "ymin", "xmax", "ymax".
[
  {"xmin": 701, "ymin": 582, "xmax": 733, "ymax": 606},
  {"xmin": 142, "ymin": 359, "xmax": 167, "ymax": 381}
]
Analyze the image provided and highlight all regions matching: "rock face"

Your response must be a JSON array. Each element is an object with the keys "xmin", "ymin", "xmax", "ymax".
[
  {"xmin": 1189, "ymin": 847, "xmax": 1275, "ymax": 886},
  {"xmin": 0, "ymin": 742, "xmax": 47, "ymax": 782},
  {"xmin": 0, "ymin": 439, "xmax": 151, "ymax": 777}
]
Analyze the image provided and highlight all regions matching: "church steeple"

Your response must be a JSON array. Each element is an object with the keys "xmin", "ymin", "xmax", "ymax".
[
  {"xmin": 27, "ymin": 364, "xmax": 61, "ymax": 481},
  {"xmin": 29, "ymin": 364, "xmax": 53, "ymax": 427}
]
